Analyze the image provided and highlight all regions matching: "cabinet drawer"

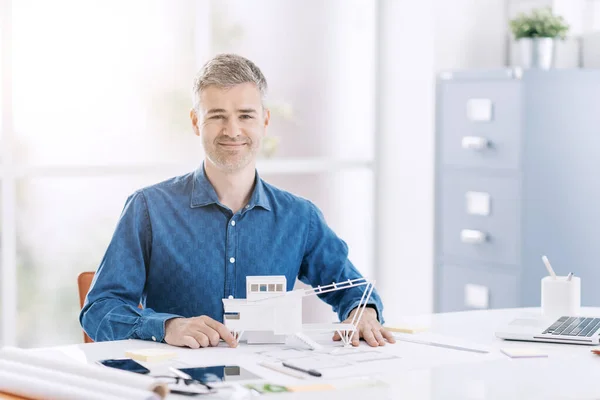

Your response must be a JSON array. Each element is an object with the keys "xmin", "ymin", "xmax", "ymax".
[
  {"xmin": 439, "ymin": 174, "xmax": 520, "ymax": 265},
  {"xmin": 438, "ymin": 81, "xmax": 522, "ymax": 170},
  {"xmin": 437, "ymin": 264, "xmax": 520, "ymax": 313}
]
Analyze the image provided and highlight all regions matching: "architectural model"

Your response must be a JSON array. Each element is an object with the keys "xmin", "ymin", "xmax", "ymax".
[{"xmin": 222, "ymin": 276, "xmax": 375, "ymax": 350}]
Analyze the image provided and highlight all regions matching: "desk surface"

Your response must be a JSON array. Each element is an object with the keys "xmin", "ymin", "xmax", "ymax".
[{"xmin": 32, "ymin": 308, "xmax": 600, "ymax": 399}]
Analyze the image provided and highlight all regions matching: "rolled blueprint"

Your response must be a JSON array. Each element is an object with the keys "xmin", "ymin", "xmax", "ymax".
[
  {"xmin": 0, "ymin": 346, "xmax": 168, "ymax": 399},
  {"xmin": 0, "ymin": 369, "xmax": 131, "ymax": 400},
  {"xmin": 0, "ymin": 359, "xmax": 160, "ymax": 400}
]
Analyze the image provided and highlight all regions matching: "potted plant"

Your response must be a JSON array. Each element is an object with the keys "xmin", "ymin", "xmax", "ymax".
[{"xmin": 509, "ymin": 7, "xmax": 569, "ymax": 69}]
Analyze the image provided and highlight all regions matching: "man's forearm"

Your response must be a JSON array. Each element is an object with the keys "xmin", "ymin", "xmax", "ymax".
[{"xmin": 80, "ymin": 299, "xmax": 180, "ymax": 342}]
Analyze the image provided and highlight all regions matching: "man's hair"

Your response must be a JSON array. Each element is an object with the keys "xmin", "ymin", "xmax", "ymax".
[{"xmin": 192, "ymin": 53, "xmax": 268, "ymax": 111}]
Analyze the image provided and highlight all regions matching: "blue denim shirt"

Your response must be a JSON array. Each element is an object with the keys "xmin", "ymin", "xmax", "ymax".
[{"xmin": 80, "ymin": 166, "xmax": 384, "ymax": 342}]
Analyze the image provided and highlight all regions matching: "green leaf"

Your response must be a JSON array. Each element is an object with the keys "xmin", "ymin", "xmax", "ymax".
[{"xmin": 509, "ymin": 6, "xmax": 569, "ymax": 40}]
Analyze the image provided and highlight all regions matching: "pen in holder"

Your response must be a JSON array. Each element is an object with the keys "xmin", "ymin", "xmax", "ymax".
[
  {"xmin": 540, "ymin": 256, "xmax": 580, "ymax": 317},
  {"xmin": 541, "ymin": 275, "xmax": 581, "ymax": 317}
]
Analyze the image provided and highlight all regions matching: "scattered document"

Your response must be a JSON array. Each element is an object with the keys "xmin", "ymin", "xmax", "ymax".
[
  {"xmin": 500, "ymin": 348, "xmax": 548, "ymax": 358},
  {"xmin": 280, "ymin": 356, "xmax": 350, "ymax": 370},
  {"xmin": 256, "ymin": 346, "xmax": 399, "ymax": 374},
  {"xmin": 331, "ymin": 350, "xmax": 398, "ymax": 363},
  {"xmin": 256, "ymin": 349, "xmax": 308, "ymax": 360}
]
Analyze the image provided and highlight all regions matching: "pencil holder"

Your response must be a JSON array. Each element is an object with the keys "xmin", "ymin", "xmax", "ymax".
[{"xmin": 541, "ymin": 276, "xmax": 580, "ymax": 317}]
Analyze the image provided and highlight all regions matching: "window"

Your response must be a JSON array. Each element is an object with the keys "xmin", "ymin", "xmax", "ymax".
[
  {"xmin": 1, "ymin": 0, "xmax": 377, "ymax": 347},
  {"xmin": 224, "ymin": 312, "xmax": 240, "ymax": 320},
  {"xmin": 3, "ymin": 0, "xmax": 206, "ymax": 347},
  {"xmin": 268, "ymin": 284, "xmax": 275, "ymax": 292}
]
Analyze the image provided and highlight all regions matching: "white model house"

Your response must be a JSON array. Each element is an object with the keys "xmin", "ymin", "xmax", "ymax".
[{"xmin": 222, "ymin": 276, "xmax": 375, "ymax": 348}]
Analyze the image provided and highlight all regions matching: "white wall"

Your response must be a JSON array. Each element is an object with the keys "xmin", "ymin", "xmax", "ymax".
[
  {"xmin": 435, "ymin": 0, "xmax": 508, "ymax": 71},
  {"xmin": 377, "ymin": 0, "xmax": 508, "ymax": 321},
  {"xmin": 376, "ymin": 0, "xmax": 435, "ymax": 319}
]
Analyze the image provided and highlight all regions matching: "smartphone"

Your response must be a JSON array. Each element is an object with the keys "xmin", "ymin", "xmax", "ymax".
[{"xmin": 97, "ymin": 358, "xmax": 151, "ymax": 374}]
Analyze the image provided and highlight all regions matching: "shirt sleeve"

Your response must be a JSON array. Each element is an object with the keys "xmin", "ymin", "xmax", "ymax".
[
  {"xmin": 298, "ymin": 202, "xmax": 385, "ymax": 324},
  {"xmin": 79, "ymin": 191, "xmax": 181, "ymax": 342}
]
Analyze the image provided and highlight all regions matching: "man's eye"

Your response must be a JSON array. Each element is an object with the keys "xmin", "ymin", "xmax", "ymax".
[
  {"xmin": 210, "ymin": 115, "xmax": 225, "ymax": 120},
  {"xmin": 240, "ymin": 114, "xmax": 254, "ymax": 120}
]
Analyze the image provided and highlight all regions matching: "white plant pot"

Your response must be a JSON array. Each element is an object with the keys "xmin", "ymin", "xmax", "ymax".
[{"xmin": 518, "ymin": 37, "xmax": 556, "ymax": 69}]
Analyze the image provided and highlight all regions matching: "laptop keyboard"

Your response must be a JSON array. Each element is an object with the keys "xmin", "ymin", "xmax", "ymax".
[{"xmin": 542, "ymin": 316, "xmax": 600, "ymax": 337}]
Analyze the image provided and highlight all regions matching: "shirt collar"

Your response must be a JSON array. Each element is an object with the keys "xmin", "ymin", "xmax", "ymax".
[{"xmin": 190, "ymin": 164, "xmax": 272, "ymax": 211}]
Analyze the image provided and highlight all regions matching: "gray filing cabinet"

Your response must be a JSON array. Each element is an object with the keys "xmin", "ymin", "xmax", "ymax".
[{"xmin": 435, "ymin": 69, "xmax": 600, "ymax": 313}]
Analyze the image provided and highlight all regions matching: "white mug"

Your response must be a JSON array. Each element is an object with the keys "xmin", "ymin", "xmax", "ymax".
[{"xmin": 541, "ymin": 276, "xmax": 581, "ymax": 317}]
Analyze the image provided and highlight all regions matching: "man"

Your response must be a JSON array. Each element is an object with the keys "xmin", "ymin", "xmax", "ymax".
[{"xmin": 80, "ymin": 54, "xmax": 395, "ymax": 349}]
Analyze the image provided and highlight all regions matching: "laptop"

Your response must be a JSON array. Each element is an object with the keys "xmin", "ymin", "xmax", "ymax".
[{"xmin": 495, "ymin": 316, "xmax": 600, "ymax": 345}]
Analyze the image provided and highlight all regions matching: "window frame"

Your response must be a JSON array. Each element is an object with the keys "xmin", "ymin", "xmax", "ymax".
[
  {"xmin": 1, "ymin": 0, "xmax": 17, "ymax": 347},
  {"xmin": 224, "ymin": 312, "xmax": 240, "ymax": 320}
]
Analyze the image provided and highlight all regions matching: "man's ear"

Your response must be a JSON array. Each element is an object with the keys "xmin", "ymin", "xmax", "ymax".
[
  {"xmin": 190, "ymin": 108, "xmax": 201, "ymax": 137},
  {"xmin": 263, "ymin": 108, "xmax": 271, "ymax": 129}
]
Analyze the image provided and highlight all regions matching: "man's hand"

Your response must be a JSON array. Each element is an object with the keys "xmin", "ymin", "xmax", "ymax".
[
  {"xmin": 332, "ymin": 307, "xmax": 396, "ymax": 347},
  {"xmin": 164, "ymin": 316, "xmax": 237, "ymax": 349}
]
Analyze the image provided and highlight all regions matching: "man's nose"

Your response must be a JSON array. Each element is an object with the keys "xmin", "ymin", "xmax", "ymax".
[{"xmin": 223, "ymin": 118, "xmax": 242, "ymax": 137}]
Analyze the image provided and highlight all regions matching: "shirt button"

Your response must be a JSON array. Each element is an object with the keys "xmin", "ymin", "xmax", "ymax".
[
  {"xmin": 152, "ymin": 336, "xmax": 156, "ymax": 342},
  {"xmin": 231, "ymin": 220, "xmax": 236, "ymax": 226},
  {"xmin": 229, "ymin": 257, "xmax": 235, "ymax": 263},
  {"xmin": 245, "ymin": 205, "xmax": 250, "ymax": 209}
]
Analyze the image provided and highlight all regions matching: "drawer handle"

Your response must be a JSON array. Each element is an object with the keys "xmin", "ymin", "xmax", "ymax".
[
  {"xmin": 461, "ymin": 136, "xmax": 489, "ymax": 150},
  {"xmin": 464, "ymin": 283, "xmax": 490, "ymax": 309},
  {"xmin": 460, "ymin": 229, "xmax": 487, "ymax": 244}
]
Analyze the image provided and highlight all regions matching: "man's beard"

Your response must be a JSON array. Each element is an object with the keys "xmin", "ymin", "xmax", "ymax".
[{"xmin": 204, "ymin": 135, "xmax": 260, "ymax": 172}]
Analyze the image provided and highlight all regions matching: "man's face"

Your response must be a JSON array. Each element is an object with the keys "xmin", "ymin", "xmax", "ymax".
[{"xmin": 191, "ymin": 83, "xmax": 270, "ymax": 173}]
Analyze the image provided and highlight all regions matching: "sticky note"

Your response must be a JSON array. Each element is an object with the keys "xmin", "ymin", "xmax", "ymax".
[
  {"xmin": 500, "ymin": 348, "xmax": 548, "ymax": 358},
  {"xmin": 384, "ymin": 325, "xmax": 428, "ymax": 334},
  {"xmin": 124, "ymin": 348, "xmax": 177, "ymax": 362},
  {"xmin": 286, "ymin": 384, "xmax": 336, "ymax": 392}
]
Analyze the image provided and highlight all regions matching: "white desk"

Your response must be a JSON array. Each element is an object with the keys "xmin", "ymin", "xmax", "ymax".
[{"xmin": 34, "ymin": 308, "xmax": 600, "ymax": 399}]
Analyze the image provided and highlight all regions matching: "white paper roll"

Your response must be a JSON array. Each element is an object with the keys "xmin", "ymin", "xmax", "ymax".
[
  {"xmin": 0, "ymin": 359, "xmax": 160, "ymax": 400},
  {"xmin": 0, "ymin": 347, "xmax": 168, "ymax": 398},
  {"xmin": 0, "ymin": 369, "xmax": 126, "ymax": 400}
]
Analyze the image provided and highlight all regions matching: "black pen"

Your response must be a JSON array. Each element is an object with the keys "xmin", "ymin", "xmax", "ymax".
[{"xmin": 282, "ymin": 362, "xmax": 322, "ymax": 377}]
